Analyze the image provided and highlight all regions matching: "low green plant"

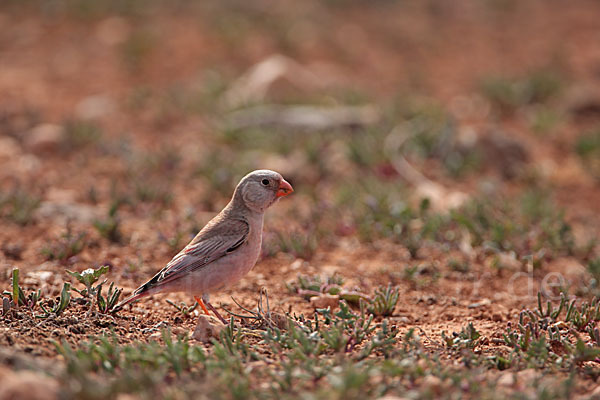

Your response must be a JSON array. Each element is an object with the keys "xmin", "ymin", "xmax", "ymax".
[
  {"xmin": 448, "ymin": 258, "xmax": 470, "ymax": 273},
  {"xmin": 442, "ymin": 322, "xmax": 481, "ymax": 350},
  {"xmin": 68, "ymin": 265, "xmax": 110, "ymax": 297},
  {"xmin": 267, "ymin": 300, "xmax": 396, "ymax": 361},
  {"xmin": 357, "ymin": 319, "xmax": 398, "ymax": 359},
  {"xmin": 286, "ymin": 273, "xmax": 344, "ymax": 298},
  {"xmin": 158, "ymin": 227, "xmax": 185, "ymax": 256},
  {"xmin": 55, "ymin": 330, "xmax": 207, "ymax": 397},
  {"xmin": 575, "ymin": 130, "xmax": 600, "ymax": 180},
  {"xmin": 368, "ymin": 285, "xmax": 399, "ymax": 317},
  {"xmin": 588, "ymin": 258, "xmax": 600, "ymax": 291},
  {"xmin": 451, "ymin": 190, "xmax": 574, "ymax": 257},
  {"xmin": 536, "ymin": 291, "xmax": 565, "ymax": 320},
  {"xmin": 96, "ymin": 282, "xmax": 123, "ymax": 314},
  {"xmin": 286, "ymin": 273, "xmax": 371, "ymax": 306},
  {"xmin": 166, "ymin": 299, "xmax": 199, "ymax": 317},
  {"xmin": 38, "ymin": 282, "xmax": 71, "ymax": 318},
  {"xmin": 0, "ymin": 188, "xmax": 40, "ymax": 225},
  {"xmin": 564, "ymin": 296, "xmax": 600, "ymax": 331},
  {"xmin": 3, "ymin": 268, "xmax": 41, "ymax": 311},
  {"xmin": 68, "ymin": 265, "xmax": 121, "ymax": 314},
  {"xmin": 134, "ymin": 180, "xmax": 173, "ymax": 205},
  {"xmin": 93, "ymin": 200, "xmax": 123, "ymax": 243},
  {"xmin": 1, "ymin": 297, "xmax": 9, "ymax": 315},
  {"xmin": 500, "ymin": 292, "xmax": 600, "ymax": 371},
  {"xmin": 41, "ymin": 226, "xmax": 87, "ymax": 262},
  {"xmin": 120, "ymin": 29, "xmax": 155, "ymax": 73},
  {"xmin": 530, "ymin": 106, "xmax": 561, "ymax": 134},
  {"xmin": 401, "ymin": 263, "xmax": 440, "ymax": 290},
  {"xmin": 61, "ymin": 119, "xmax": 102, "ymax": 152},
  {"xmin": 481, "ymin": 70, "xmax": 562, "ymax": 114},
  {"xmin": 266, "ymin": 229, "xmax": 318, "ymax": 260},
  {"xmin": 3, "ymin": 268, "xmax": 71, "ymax": 317}
]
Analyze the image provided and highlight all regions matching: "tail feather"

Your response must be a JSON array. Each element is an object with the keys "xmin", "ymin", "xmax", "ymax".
[
  {"xmin": 112, "ymin": 286, "xmax": 152, "ymax": 312},
  {"xmin": 112, "ymin": 269, "xmax": 165, "ymax": 312}
]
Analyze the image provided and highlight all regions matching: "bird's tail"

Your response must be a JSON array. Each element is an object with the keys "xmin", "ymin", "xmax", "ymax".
[{"xmin": 111, "ymin": 286, "xmax": 153, "ymax": 312}]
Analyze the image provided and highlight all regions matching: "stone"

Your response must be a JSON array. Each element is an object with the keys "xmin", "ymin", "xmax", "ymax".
[
  {"xmin": 546, "ymin": 257, "xmax": 587, "ymax": 285},
  {"xmin": 564, "ymin": 84, "xmax": 600, "ymax": 118},
  {"xmin": 2, "ymin": 242, "xmax": 23, "ymax": 260},
  {"xmin": 25, "ymin": 124, "xmax": 64, "ymax": 154},
  {"xmin": 0, "ymin": 370, "xmax": 59, "ymax": 400},
  {"xmin": 96, "ymin": 17, "xmax": 130, "ymax": 46},
  {"xmin": 290, "ymin": 259, "xmax": 303, "ymax": 270},
  {"xmin": 172, "ymin": 327, "xmax": 188, "ymax": 338},
  {"xmin": 309, "ymin": 294, "xmax": 340, "ymax": 310},
  {"xmin": 116, "ymin": 394, "xmax": 142, "ymax": 400},
  {"xmin": 192, "ymin": 315, "xmax": 226, "ymax": 343},
  {"xmin": 589, "ymin": 385, "xmax": 600, "ymax": 398},
  {"xmin": 0, "ymin": 137, "xmax": 21, "ymax": 159},
  {"xmin": 0, "ymin": 365, "xmax": 12, "ymax": 382},
  {"xmin": 75, "ymin": 95, "xmax": 115, "ymax": 120},
  {"xmin": 497, "ymin": 372, "xmax": 514, "ymax": 387},
  {"xmin": 477, "ymin": 129, "xmax": 529, "ymax": 179},
  {"xmin": 468, "ymin": 298, "xmax": 491, "ymax": 309},
  {"xmin": 270, "ymin": 312, "xmax": 289, "ymax": 330},
  {"xmin": 36, "ymin": 201, "xmax": 99, "ymax": 223},
  {"xmin": 516, "ymin": 368, "xmax": 539, "ymax": 384},
  {"xmin": 23, "ymin": 271, "xmax": 54, "ymax": 286},
  {"xmin": 493, "ymin": 252, "xmax": 521, "ymax": 270},
  {"xmin": 422, "ymin": 375, "xmax": 443, "ymax": 395}
]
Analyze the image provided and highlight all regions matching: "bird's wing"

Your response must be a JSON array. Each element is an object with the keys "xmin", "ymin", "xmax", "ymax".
[{"xmin": 136, "ymin": 218, "xmax": 249, "ymax": 292}]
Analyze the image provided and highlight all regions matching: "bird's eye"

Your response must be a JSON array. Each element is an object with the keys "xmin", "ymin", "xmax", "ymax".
[{"xmin": 261, "ymin": 179, "xmax": 270, "ymax": 186}]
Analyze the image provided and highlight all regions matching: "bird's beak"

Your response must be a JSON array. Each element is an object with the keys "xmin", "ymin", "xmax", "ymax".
[{"xmin": 276, "ymin": 179, "xmax": 294, "ymax": 198}]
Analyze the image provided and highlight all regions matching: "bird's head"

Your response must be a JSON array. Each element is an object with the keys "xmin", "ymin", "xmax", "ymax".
[{"xmin": 233, "ymin": 169, "xmax": 294, "ymax": 213}]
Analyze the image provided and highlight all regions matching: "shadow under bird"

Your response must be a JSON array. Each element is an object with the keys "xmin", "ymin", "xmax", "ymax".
[{"xmin": 113, "ymin": 170, "xmax": 294, "ymax": 323}]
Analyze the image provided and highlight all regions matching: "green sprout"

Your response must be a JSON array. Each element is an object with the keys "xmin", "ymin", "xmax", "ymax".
[
  {"xmin": 3, "ymin": 268, "xmax": 41, "ymax": 311},
  {"xmin": 38, "ymin": 282, "xmax": 71, "ymax": 318},
  {"xmin": 93, "ymin": 201, "xmax": 123, "ymax": 243},
  {"xmin": 68, "ymin": 265, "xmax": 121, "ymax": 315},
  {"xmin": 0, "ymin": 188, "xmax": 40, "ymax": 226},
  {"xmin": 41, "ymin": 226, "xmax": 87, "ymax": 262},
  {"xmin": 97, "ymin": 282, "xmax": 123, "ymax": 314},
  {"xmin": 575, "ymin": 131, "xmax": 600, "ymax": 180},
  {"xmin": 68, "ymin": 265, "xmax": 110, "ymax": 297},
  {"xmin": 2, "ymin": 297, "xmax": 9, "ymax": 315},
  {"xmin": 286, "ymin": 274, "xmax": 344, "ymax": 299},
  {"xmin": 442, "ymin": 322, "xmax": 481, "ymax": 349},
  {"xmin": 166, "ymin": 299, "xmax": 199, "ymax": 318},
  {"xmin": 368, "ymin": 285, "xmax": 399, "ymax": 317}
]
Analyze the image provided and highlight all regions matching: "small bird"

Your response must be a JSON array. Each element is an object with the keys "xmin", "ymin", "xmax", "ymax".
[{"xmin": 114, "ymin": 170, "xmax": 293, "ymax": 323}]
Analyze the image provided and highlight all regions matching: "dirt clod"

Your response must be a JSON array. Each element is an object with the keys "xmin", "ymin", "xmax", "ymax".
[
  {"xmin": 0, "ymin": 369, "xmax": 59, "ymax": 400},
  {"xmin": 24, "ymin": 124, "xmax": 64, "ymax": 154},
  {"xmin": 309, "ymin": 294, "xmax": 340, "ymax": 310},
  {"xmin": 192, "ymin": 315, "xmax": 226, "ymax": 343}
]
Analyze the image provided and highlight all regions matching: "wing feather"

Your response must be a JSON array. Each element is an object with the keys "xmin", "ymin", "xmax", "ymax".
[{"xmin": 137, "ymin": 217, "xmax": 249, "ymax": 291}]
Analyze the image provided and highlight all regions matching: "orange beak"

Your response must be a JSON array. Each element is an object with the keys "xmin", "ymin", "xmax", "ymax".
[{"xmin": 276, "ymin": 179, "xmax": 294, "ymax": 198}]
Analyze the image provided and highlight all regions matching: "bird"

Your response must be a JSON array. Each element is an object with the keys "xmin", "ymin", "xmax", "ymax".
[{"xmin": 113, "ymin": 169, "xmax": 293, "ymax": 323}]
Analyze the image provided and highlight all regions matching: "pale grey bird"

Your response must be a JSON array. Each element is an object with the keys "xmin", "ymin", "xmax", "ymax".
[{"xmin": 114, "ymin": 170, "xmax": 294, "ymax": 323}]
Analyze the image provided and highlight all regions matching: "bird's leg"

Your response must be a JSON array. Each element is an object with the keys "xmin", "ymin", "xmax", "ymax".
[
  {"xmin": 204, "ymin": 301, "xmax": 228, "ymax": 325},
  {"xmin": 194, "ymin": 295, "xmax": 228, "ymax": 324},
  {"xmin": 194, "ymin": 296, "xmax": 210, "ymax": 315}
]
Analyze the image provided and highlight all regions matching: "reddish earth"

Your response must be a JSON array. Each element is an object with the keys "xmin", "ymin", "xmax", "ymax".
[{"xmin": 1, "ymin": 1, "xmax": 600, "ymax": 396}]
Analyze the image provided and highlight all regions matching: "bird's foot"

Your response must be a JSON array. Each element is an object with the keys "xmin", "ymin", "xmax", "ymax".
[
  {"xmin": 205, "ymin": 301, "xmax": 229, "ymax": 325},
  {"xmin": 194, "ymin": 296, "xmax": 210, "ymax": 315},
  {"xmin": 194, "ymin": 296, "xmax": 228, "ymax": 325}
]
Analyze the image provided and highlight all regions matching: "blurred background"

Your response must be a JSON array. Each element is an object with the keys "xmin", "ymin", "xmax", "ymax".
[{"xmin": 0, "ymin": 0, "xmax": 599, "ymax": 295}]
